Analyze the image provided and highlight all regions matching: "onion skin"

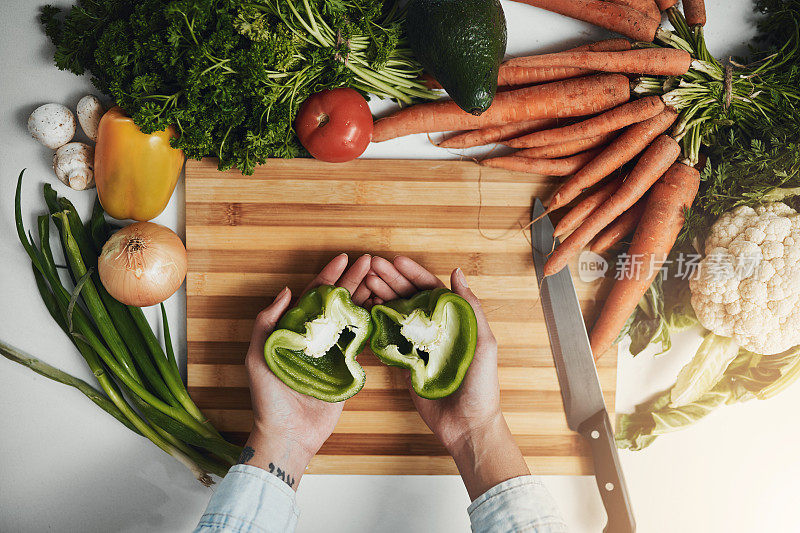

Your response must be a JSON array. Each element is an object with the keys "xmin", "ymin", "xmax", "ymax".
[{"xmin": 99, "ymin": 222, "xmax": 187, "ymax": 307}]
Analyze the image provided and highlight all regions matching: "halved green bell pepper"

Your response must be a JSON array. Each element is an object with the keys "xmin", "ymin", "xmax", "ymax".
[
  {"xmin": 264, "ymin": 285, "xmax": 372, "ymax": 403},
  {"xmin": 370, "ymin": 288, "xmax": 477, "ymax": 399}
]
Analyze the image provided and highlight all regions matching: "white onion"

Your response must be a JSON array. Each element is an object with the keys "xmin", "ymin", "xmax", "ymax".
[{"xmin": 98, "ymin": 222, "xmax": 187, "ymax": 307}]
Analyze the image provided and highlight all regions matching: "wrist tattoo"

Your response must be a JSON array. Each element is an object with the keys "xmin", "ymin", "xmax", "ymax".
[
  {"xmin": 237, "ymin": 445, "xmax": 296, "ymax": 488},
  {"xmin": 268, "ymin": 462, "xmax": 296, "ymax": 488},
  {"xmin": 237, "ymin": 446, "xmax": 255, "ymax": 464}
]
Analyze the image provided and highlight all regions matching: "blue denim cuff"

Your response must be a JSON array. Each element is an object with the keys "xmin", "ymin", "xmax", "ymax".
[
  {"xmin": 195, "ymin": 464, "xmax": 299, "ymax": 533},
  {"xmin": 468, "ymin": 475, "xmax": 568, "ymax": 533}
]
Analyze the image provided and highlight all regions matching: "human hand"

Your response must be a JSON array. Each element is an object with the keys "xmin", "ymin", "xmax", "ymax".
[
  {"xmin": 367, "ymin": 256, "xmax": 529, "ymax": 499},
  {"xmin": 241, "ymin": 253, "xmax": 371, "ymax": 489}
]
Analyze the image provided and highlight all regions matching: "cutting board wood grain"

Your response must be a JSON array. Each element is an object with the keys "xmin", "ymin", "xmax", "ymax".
[{"xmin": 186, "ymin": 158, "xmax": 617, "ymax": 475}]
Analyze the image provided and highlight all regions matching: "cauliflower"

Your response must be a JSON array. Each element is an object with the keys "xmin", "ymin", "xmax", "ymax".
[{"xmin": 690, "ymin": 203, "xmax": 800, "ymax": 355}]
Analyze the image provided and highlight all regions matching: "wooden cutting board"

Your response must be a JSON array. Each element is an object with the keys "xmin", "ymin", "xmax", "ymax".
[{"xmin": 185, "ymin": 158, "xmax": 617, "ymax": 475}]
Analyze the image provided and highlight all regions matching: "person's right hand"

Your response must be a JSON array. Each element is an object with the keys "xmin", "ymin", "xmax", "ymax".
[{"xmin": 367, "ymin": 256, "xmax": 530, "ymax": 500}]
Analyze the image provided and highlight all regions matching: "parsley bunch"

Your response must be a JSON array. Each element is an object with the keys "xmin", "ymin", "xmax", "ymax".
[{"xmin": 41, "ymin": 0, "xmax": 438, "ymax": 174}]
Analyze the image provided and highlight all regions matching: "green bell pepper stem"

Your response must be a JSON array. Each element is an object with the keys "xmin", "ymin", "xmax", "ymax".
[
  {"xmin": 370, "ymin": 289, "xmax": 477, "ymax": 400},
  {"xmin": 264, "ymin": 285, "xmax": 372, "ymax": 403}
]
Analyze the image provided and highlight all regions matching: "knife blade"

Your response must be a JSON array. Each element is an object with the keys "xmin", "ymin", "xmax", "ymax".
[{"xmin": 531, "ymin": 198, "xmax": 635, "ymax": 533}]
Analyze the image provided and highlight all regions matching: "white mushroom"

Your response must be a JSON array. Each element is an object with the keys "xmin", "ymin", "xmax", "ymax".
[
  {"xmin": 28, "ymin": 103, "xmax": 76, "ymax": 149},
  {"xmin": 53, "ymin": 142, "xmax": 95, "ymax": 190},
  {"xmin": 76, "ymin": 95, "xmax": 105, "ymax": 141}
]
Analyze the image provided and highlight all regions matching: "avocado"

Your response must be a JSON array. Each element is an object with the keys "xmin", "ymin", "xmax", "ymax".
[{"xmin": 406, "ymin": 0, "xmax": 507, "ymax": 116}]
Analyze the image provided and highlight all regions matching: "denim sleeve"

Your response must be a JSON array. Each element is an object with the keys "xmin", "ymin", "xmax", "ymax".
[
  {"xmin": 194, "ymin": 464, "xmax": 299, "ymax": 533},
  {"xmin": 468, "ymin": 475, "xmax": 568, "ymax": 533}
]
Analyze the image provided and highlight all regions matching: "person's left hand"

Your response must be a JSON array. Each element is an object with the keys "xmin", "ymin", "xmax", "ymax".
[{"xmin": 240, "ymin": 253, "xmax": 371, "ymax": 490}]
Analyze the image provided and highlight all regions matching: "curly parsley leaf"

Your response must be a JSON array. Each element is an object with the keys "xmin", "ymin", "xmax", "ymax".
[{"xmin": 41, "ymin": 0, "xmax": 436, "ymax": 174}]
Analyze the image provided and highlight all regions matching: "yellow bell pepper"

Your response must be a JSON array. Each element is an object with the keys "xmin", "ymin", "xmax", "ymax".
[{"xmin": 95, "ymin": 106, "xmax": 185, "ymax": 221}]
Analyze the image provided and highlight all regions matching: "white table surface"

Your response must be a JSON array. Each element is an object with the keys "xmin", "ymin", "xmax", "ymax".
[{"xmin": 2, "ymin": 1, "xmax": 799, "ymax": 532}]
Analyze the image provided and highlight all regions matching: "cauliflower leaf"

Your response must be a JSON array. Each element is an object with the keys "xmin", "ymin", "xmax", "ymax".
[{"xmin": 617, "ymin": 345, "xmax": 800, "ymax": 451}]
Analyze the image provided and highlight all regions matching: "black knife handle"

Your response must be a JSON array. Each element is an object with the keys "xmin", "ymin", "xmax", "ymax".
[{"xmin": 578, "ymin": 409, "xmax": 636, "ymax": 533}]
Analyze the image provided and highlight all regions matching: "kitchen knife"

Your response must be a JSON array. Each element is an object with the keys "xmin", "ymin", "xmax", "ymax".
[{"xmin": 530, "ymin": 198, "xmax": 635, "ymax": 533}]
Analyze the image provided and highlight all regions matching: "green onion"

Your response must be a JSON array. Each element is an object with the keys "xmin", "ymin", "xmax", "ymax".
[
  {"xmin": 52, "ymin": 195, "xmax": 182, "ymax": 408},
  {"xmin": 9, "ymin": 170, "xmax": 241, "ymax": 483},
  {"xmin": 52, "ymin": 211, "xmax": 225, "ymax": 443},
  {"xmin": 88, "ymin": 204, "xmax": 225, "ymax": 440}
]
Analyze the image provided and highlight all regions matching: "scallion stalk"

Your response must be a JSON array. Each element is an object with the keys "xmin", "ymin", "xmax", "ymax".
[
  {"xmin": 12, "ymin": 171, "xmax": 240, "ymax": 481},
  {"xmin": 52, "ymin": 210, "xmax": 142, "ymax": 381},
  {"xmin": 20, "ymin": 212, "xmax": 213, "ymax": 484},
  {"xmin": 88, "ymin": 204, "xmax": 227, "ymax": 442},
  {"xmin": 50, "ymin": 212, "xmax": 221, "ymax": 441},
  {"xmin": 52, "ymin": 194, "xmax": 182, "ymax": 408}
]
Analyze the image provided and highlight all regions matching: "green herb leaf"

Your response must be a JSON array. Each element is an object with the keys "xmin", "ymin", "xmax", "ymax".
[
  {"xmin": 67, "ymin": 267, "xmax": 94, "ymax": 334},
  {"xmin": 41, "ymin": 0, "xmax": 438, "ymax": 174}
]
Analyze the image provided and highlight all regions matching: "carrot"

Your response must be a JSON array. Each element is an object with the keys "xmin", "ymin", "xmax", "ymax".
[
  {"xmin": 544, "ymin": 135, "xmax": 681, "ymax": 276},
  {"xmin": 427, "ymin": 39, "xmax": 632, "ymax": 90},
  {"xmin": 683, "ymin": 0, "xmax": 706, "ymax": 26},
  {"xmin": 510, "ymin": 0, "xmax": 660, "ymax": 42},
  {"xmin": 480, "ymin": 149, "xmax": 601, "ymax": 176},
  {"xmin": 498, "ymin": 39, "xmax": 633, "ymax": 86},
  {"xmin": 607, "ymin": 0, "xmax": 660, "ymax": 21},
  {"xmin": 569, "ymin": 38, "xmax": 633, "ymax": 53},
  {"xmin": 372, "ymin": 73, "xmax": 631, "ymax": 143},
  {"xmin": 553, "ymin": 176, "xmax": 622, "ymax": 238},
  {"xmin": 655, "ymin": 0, "xmax": 678, "ymax": 10},
  {"xmin": 504, "ymin": 49, "xmax": 692, "ymax": 76},
  {"xmin": 516, "ymin": 132, "xmax": 616, "ymax": 159},
  {"xmin": 589, "ymin": 162, "xmax": 701, "ymax": 357},
  {"xmin": 589, "ymin": 200, "xmax": 646, "ymax": 253},
  {"xmin": 438, "ymin": 119, "xmax": 558, "ymax": 149},
  {"xmin": 506, "ymin": 96, "xmax": 665, "ymax": 149},
  {"xmin": 546, "ymin": 106, "xmax": 678, "ymax": 214},
  {"xmin": 423, "ymin": 68, "xmax": 594, "ymax": 89},
  {"xmin": 498, "ymin": 66, "xmax": 592, "ymax": 87}
]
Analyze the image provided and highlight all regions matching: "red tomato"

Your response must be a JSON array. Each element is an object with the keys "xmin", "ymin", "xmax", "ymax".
[{"xmin": 295, "ymin": 88, "xmax": 373, "ymax": 163}]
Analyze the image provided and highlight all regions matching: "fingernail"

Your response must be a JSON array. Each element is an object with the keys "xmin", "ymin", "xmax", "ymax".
[
  {"xmin": 361, "ymin": 253, "xmax": 371, "ymax": 260},
  {"xmin": 455, "ymin": 268, "xmax": 468, "ymax": 287},
  {"xmin": 274, "ymin": 287, "xmax": 289, "ymax": 302}
]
